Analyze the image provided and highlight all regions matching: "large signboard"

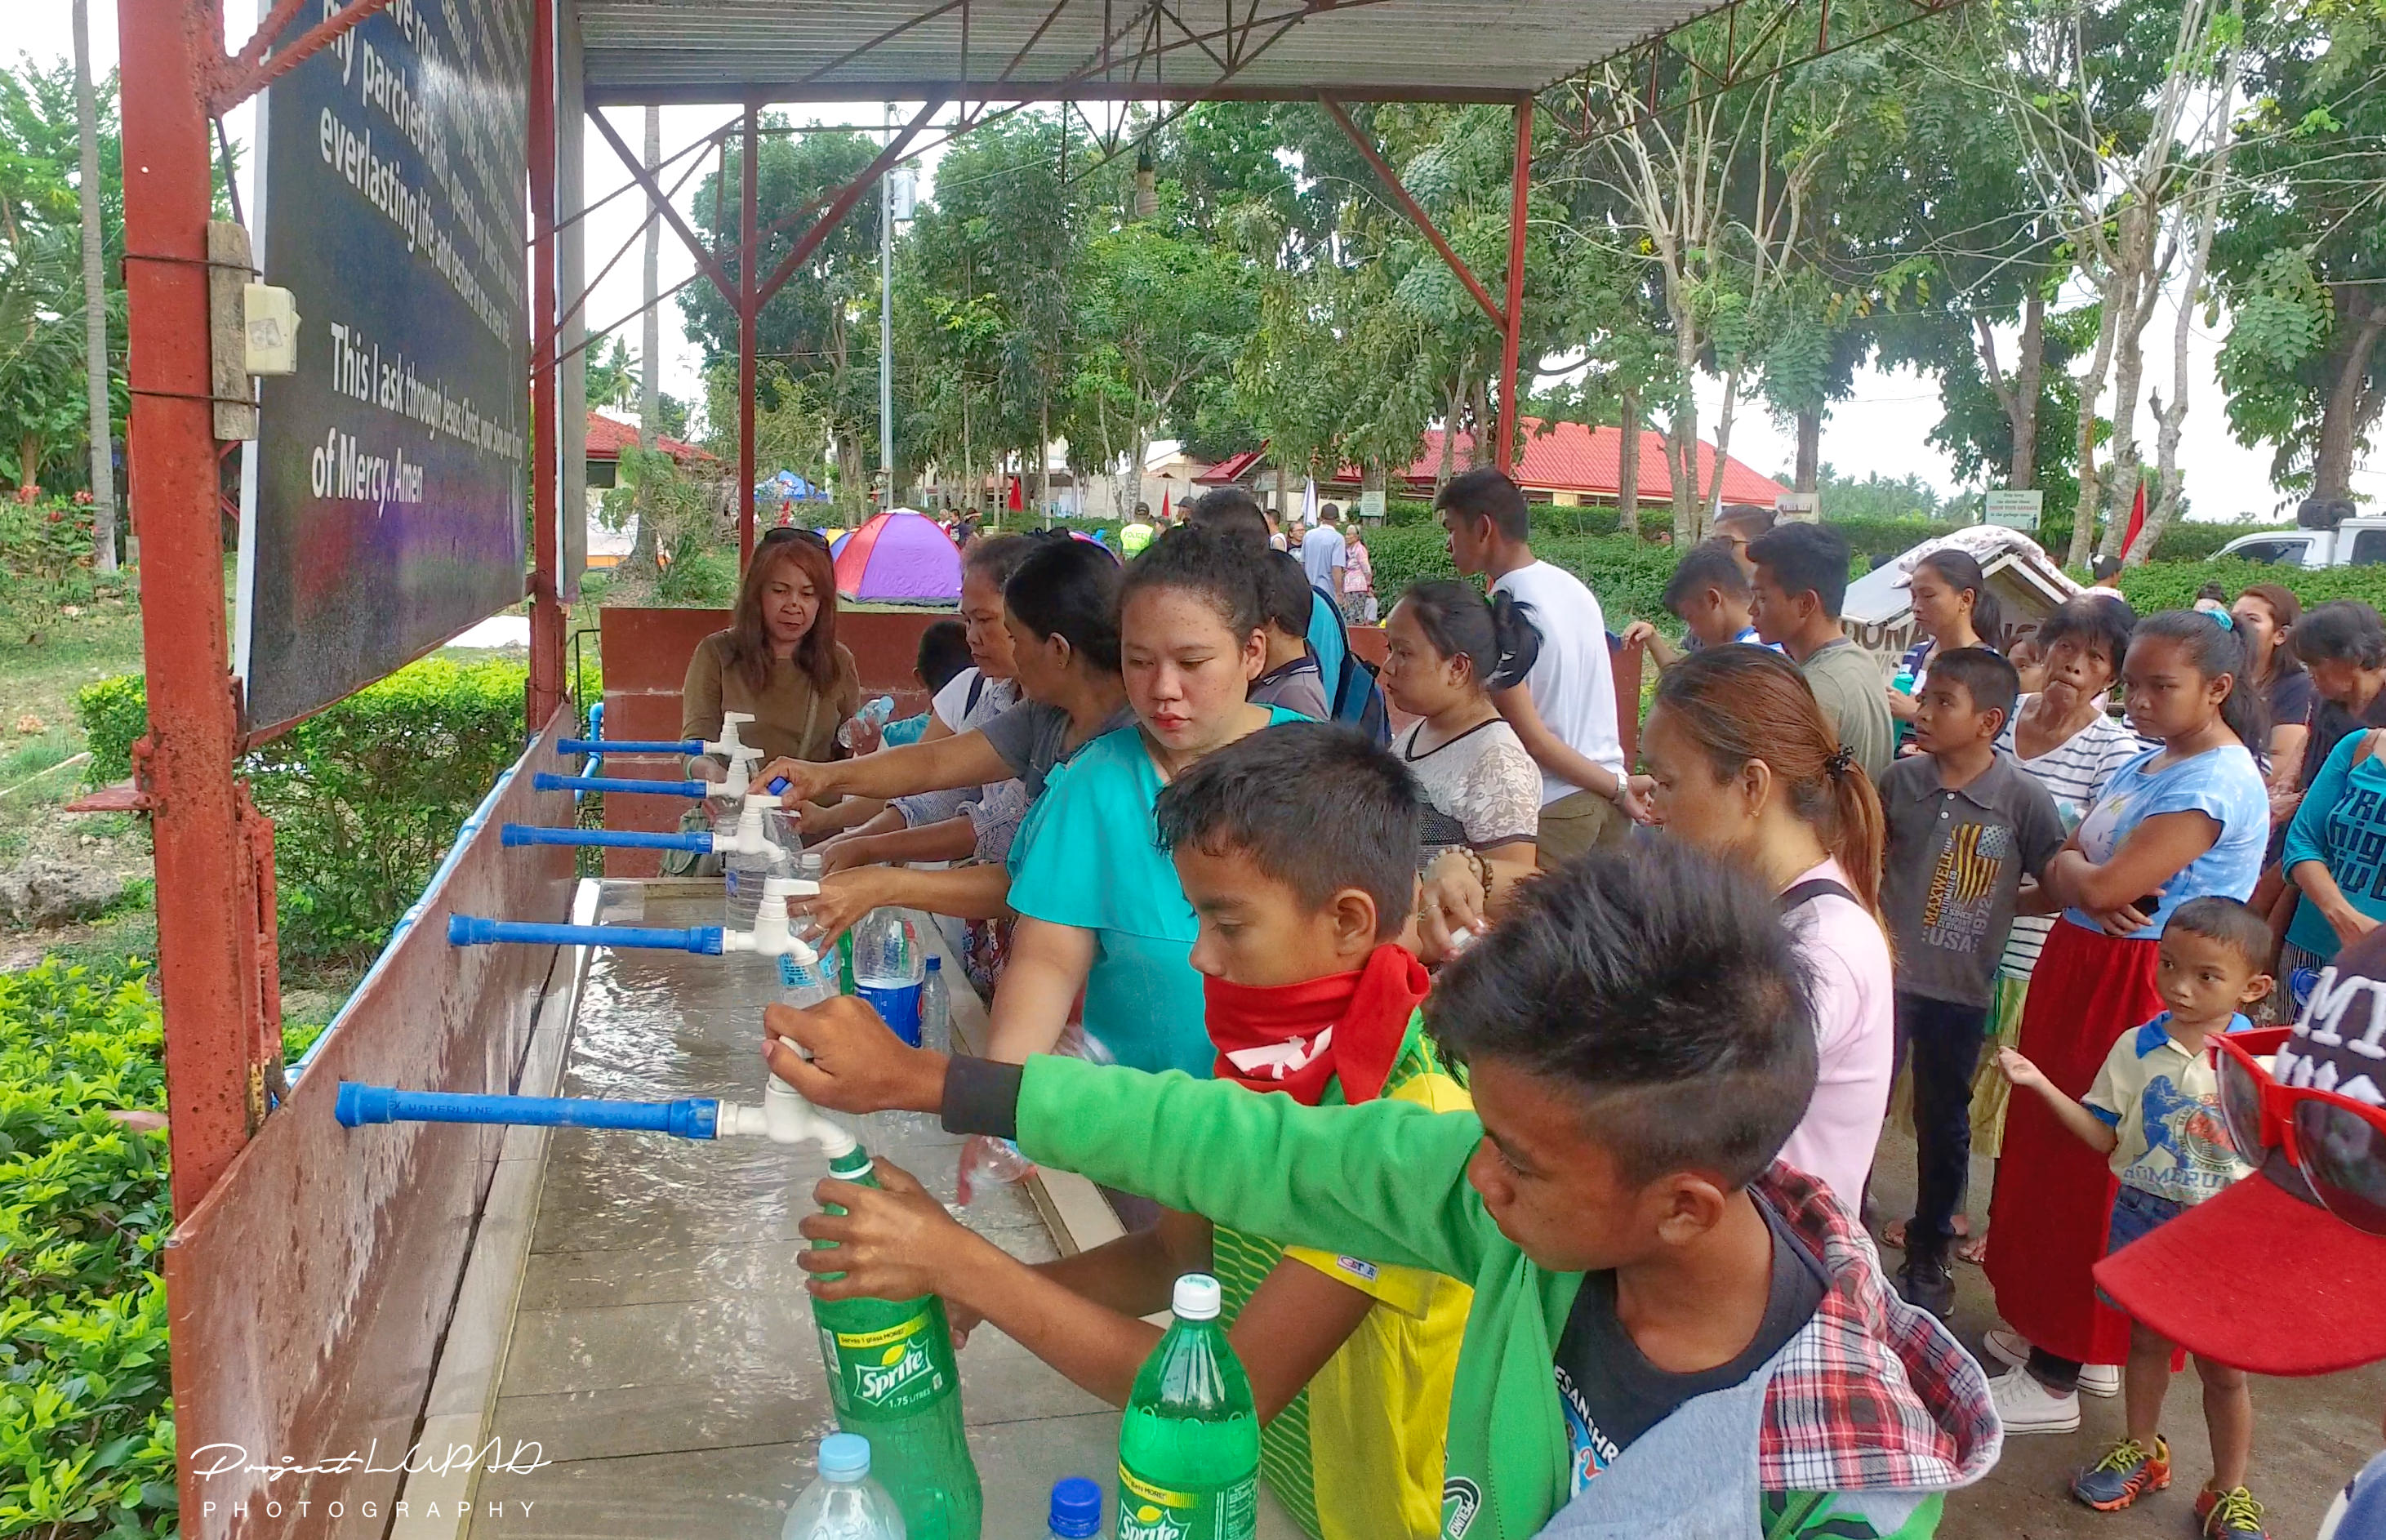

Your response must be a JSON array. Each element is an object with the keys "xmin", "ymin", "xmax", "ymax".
[{"xmin": 237, "ymin": 0, "xmax": 531, "ymax": 732}]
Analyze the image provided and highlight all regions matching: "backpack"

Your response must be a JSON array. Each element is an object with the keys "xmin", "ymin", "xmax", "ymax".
[{"xmin": 1313, "ymin": 582, "xmax": 1391, "ymax": 746}]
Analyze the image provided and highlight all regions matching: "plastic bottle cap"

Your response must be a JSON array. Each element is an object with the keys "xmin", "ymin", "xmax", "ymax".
[
  {"xmin": 925, "ymin": 955, "xmax": 941, "ymax": 973},
  {"xmin": 1047, "ymin": 1475, "xmax": 1102, "ymax": 1538},
  {"xmin": 1172, "ymin": 1272, "xmax": 1222, "ymax": 1321},
  {"xmin": 817, "ymin": 1432, "xmax": 871, "ymax": 1480}
]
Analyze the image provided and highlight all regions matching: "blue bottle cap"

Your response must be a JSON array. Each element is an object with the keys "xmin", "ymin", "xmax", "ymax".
[
  {"xmin": 817, "ymin": 1432, "xmax": 871, "ymax": 1480},
  {"xmin": 1047, "ymin": 1475, "xmax": 1102, "ymax": 1538},
  {"xmin": 925, "ymin": 955, "xmax": 941, "ymax": 973}
]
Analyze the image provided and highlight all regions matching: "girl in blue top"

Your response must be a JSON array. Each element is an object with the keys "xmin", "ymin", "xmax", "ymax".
[
  {"xmin": 1985, "ymin": 609, "xmax": 2271, "ymax": 1433},
  {"xmin": 2282, "ymin": 725, "xmax": 2386, "ymax": 971},
  {"xmin": 991, "ymin": 525, "xmax": 1307, "ymax": 1077}
]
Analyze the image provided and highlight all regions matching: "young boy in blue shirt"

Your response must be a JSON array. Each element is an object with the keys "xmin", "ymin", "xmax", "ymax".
[{"xmin": 2001, "ymin": 895, "xmax": 2274, "ymax": 1537}]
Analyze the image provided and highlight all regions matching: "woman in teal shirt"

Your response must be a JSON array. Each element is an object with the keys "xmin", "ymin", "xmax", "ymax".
[
  {"xmin": 991, "ymin": 525, "xmax": 1307, "ymax": 1076},
  {"xmin": 2282, "ymin": 724, "xmax": 2386, "ymax": 973}
]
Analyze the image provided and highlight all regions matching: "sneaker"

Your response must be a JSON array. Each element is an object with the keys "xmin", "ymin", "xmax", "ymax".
[
  {"xmin": 1988, "ymin": 1364, "xmax": 2081, "ymax": 1434},
  {"xmin": 2072, "ymin": 1437, "xmax": 2172, "ymax": 1511},
  {"xmin": 2196, "ymin": 1485, "xmax": 2268, "ymax": 1539},
  {"xmin": 1982, "ymin": 1327, "xmax": 2122, "ymax": 1398},
  {"xmin": 1897, "ymin": 1253, "xmax": 1956, "ymax": 1319}
]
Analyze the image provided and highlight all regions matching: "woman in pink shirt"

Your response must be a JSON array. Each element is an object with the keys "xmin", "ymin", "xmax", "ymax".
[{"xmin": 1635, "ymin": 645, "xmax": 1895, "ymax": 1208}]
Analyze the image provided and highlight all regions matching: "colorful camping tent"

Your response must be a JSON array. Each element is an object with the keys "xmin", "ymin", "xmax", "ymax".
[{"xmin": 831, "ymin": 509, "xmax": 962, "ymax": 603}]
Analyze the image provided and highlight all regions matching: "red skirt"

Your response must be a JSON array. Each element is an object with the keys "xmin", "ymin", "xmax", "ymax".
[{"xmin": 1983, "ymin": 919, "xmax": 2162, "ymax": 1366}]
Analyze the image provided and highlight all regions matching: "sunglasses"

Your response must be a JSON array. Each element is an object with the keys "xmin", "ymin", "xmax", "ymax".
[
  {"xmin": 760, "ymin": 527, "xmax": 831, "ymax": 550},
  {"xmin": 2213, "ymin": 1026, "xmax": 2386, "ymax": 1235}
]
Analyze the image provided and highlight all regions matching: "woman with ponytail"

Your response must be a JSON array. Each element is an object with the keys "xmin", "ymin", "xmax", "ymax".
[
  {"xmin": 1890, "ymin": 548, "xmax": 2006, "ymax": 724},
  {"xmin": 1982, "ymin": 609, "xmax": 2271, "ymax": 1435},
  {"xmin": 1638, "ymin": 645, "xmax": 1894, "ymax": 1209}
]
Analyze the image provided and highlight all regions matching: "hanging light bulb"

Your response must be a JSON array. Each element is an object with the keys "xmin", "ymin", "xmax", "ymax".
[{"xmin": 1133, "ymin": 143, "xmax": 1158, "ymax": 220}]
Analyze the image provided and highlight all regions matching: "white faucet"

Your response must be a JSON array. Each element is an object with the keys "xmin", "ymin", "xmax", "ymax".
[
  {"xmin": 719, "ymin": 873, "xmax": 822, "ymax": 959},
  {"xmin": 696, "ymin": 711, "xmax": 765, "ymax": 796}
]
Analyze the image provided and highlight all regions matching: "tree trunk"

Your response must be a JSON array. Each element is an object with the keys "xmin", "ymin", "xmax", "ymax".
[
  {"xmin": 641, "ymin": 105, "xmax": 661, "ymax": 452},
  {"xmin": 2143, "ymin": 56, "xmax": 2236, "ymax": 564},
  {"xmin": 2314, "ymin": 298, "xmax": 2385, "ymax": 501},
  {"xmin": 1471, "ymin": 376, "xmax": 1494, "ymax": 475},
  {"xmin": 2065, "ymin": 280, "xmax": 2122, "ymax": 567},
  {"xmin": 2098, "ymin": 204, "xmax": 2175, "ymax": 562},
  {"xmin": 1668, "ymin": 323, "xmax": 1701, "ymax": 544},
  {"xmin": 1794, "ymin": 404, "xmax": 1820, "ymax": 495},
  {"xmin": 1037, "ymin": 398, "xmax": 1051, "ymax": 520},
  {"xmin": 1704, "ymin": 366, "xmax": 1742, "ymax": 525},
  {"xmin": 2012, "ymin": 291, "xmax": 2043, "ymax": 488},
  {"xmin": 73, "ymin": 0, "xmax": 115, "ymax": 572},
  {"xmin": 1616, "ymin": 379, "xmax": 1640, "ymax": 535}
]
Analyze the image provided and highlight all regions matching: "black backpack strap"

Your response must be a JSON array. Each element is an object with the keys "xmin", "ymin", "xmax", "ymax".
[
  {"xmin": 964, "ymin": 671, "xmax": 986, "ymax": 717},
  {"xmin": 1778, "ymin": 878, "xmax": 1860, "ymax": 914}
]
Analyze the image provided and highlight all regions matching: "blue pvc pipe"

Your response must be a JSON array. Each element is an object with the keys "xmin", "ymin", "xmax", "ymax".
[
  {"xmin": 559, "ymin": 737, "xmax": 699, "ymax": 755},
  {"xmin": 446, "ymin": 915, "xmax": 725, "ymax": 953},
  {"xmin": 533, "ymin": 772, "xmax": 710, "ymax": 798},
  {"xmin": 500, "ymin": 824, "xmax": 711, "ymax": 852},
  {"xmin": 336, "ymin": 1082, "xmax": 722, "ymax": 1139}
]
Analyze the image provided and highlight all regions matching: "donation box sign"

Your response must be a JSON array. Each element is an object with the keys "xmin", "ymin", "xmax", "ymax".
[{"xmin": 239, "ymin": 0, "xmax": 531, "ymax": 732}]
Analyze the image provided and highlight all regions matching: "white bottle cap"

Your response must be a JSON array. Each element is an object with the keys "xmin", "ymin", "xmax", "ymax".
[{"xmin": 1172, "ymin": 1273, "xmax": 1222, "ymax": 1321}]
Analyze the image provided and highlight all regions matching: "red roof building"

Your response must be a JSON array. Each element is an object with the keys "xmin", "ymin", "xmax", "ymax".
[
  {"xmin": 584, "ymin": 411, "xmax": 714, "ymax": 473},
  {"xmin": 1402, "ymin": 420, "xmax": 1785, "ymax": 507}
]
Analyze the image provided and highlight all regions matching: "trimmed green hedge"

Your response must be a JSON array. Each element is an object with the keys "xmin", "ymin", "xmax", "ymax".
[
  {"xmin": 76, "ymin": 658, "xmax": 529, "ymax": 968},
  {"xmin": 0, "ymin": 959, "xmax": 176, "ymax": 1539},
  {"xmin": 2113, "ymin": 558, "xmax": 2386, "ymax": 617}
]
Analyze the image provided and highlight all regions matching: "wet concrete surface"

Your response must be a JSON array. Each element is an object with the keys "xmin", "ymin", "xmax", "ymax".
[
  {"xmin": 466, "ymin": 894, "xmax": 1299, "ymax": 1540},
  {"xmin": 1867, "ymin": 1121, "xmax": 2386, "ymax": 1539}
]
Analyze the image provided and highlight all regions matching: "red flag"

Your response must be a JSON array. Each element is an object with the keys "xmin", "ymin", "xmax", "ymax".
[
  {"xmin": 2121, "ymin": 478, "xmax": 2148, "ymax": 559},
  {"xmin": 1007, "ymin": 474, "xmax": 1023, "ymax": 512},
  {"xmin": 1160, "ymin": 489, "xmax": 1171, "ymax": 522}
]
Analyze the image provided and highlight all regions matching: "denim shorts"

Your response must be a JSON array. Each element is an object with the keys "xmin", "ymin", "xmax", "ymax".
[{"xmin": 2097, "ymin": 1184, "xmax": 2186, "ymax": 1310}]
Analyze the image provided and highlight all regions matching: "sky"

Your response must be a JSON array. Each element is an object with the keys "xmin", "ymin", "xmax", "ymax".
[{"xmin": 25, "ymin": 1, "xmax": 2360, "ymax": 522}]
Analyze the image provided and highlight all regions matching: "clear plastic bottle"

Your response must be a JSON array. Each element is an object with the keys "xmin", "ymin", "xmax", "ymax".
[
  {"xmin": 1117, "ymin": 1275, "xmax": 1259, "ymax": 1540},
  {"xmin": 838, "ymin": 696, "xmax": 897, "ymax": 750},
  {"xmin": 852, "ymin": 910, "xmax": 924, "ymax": 1046},
  {"xmin": 955, "ymin": 1026, "xmax": 1111, "ymax": 1204},
  {"xmin": 724, "ymin": 796, "xmax": 792, "ymax": 932},
  {"xmin": 918, "ymin": 956, "xmax": 950, "ymax": 1053},
  {"xmin": 781, "ymin": 1432, "xmax": 909, "ymax": 1540},
  {"xmin": 812, "ymin": 1146, "xmax": 984, "ymax": 1539},
  {"xmin": 1045, "ymin": 1475, "xmax": 1102, "ymax": 1539}
]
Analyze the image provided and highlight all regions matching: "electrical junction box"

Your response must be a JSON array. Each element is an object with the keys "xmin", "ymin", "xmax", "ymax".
[{"xmin": 243, "ymin": 283, "xmax": 301, "ymax": 376}]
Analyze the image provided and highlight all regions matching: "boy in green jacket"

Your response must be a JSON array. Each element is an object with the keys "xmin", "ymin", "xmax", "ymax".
[{"xmin": 771, "ymin": 840, "xmax": 2003, "ymax": 1539}]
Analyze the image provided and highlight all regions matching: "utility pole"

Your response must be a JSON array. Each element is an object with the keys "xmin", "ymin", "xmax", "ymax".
[
  {"xmin": 73, "ymin": 0, "xmax": 117, "ymax": 573},
  {"xmin": 878, "ymin": 102, "xmax": 896, "ymax": 510}
]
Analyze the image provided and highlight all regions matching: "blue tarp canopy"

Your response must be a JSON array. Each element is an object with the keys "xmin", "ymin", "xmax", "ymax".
[{"xmin": 757, "ymin": 469, "xmax": 830, "ymax": 502}]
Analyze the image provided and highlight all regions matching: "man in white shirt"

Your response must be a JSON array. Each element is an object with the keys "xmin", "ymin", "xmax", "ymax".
[
  {"xmin": 1437, "ymin": 468, "xmax": 1646, "ymax": 864},
  {"xmin": 1299, "ymin": 504, "xmax": 1347, "ymax": 597}
]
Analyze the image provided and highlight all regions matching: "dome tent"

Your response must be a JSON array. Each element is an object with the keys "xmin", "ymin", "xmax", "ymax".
[{"xmin": 830, "ymin": 509, "xmax": 962, "ymax": 604}]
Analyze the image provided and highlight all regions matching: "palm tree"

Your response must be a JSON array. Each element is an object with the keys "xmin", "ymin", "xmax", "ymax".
[{"xmin": 74, "ymin": 0, "xmax": 116, "ymax": 569}]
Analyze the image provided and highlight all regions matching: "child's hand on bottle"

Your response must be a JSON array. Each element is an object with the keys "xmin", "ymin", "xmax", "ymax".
[
  {"xmin": 763, "ymin": 995, "xmax": 946, "ymax": 1115},
  {"xmin": 1998, "ymin": 1047, "xmax": 2048, "ymax": 1091},
  {"xmin": 799, "ymin": 1159, "xmax": 976, "ymax": 1302}
]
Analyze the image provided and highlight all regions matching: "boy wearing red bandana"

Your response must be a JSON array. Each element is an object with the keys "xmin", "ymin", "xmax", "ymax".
[{"xmin": 781, "ymin": 723, "xmax": 1470, "ymax": 1540}]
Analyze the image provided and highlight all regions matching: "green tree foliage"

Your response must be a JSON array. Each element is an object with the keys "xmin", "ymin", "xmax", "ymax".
[{"xmin": 0, "ymin": 57, "xmax": 123, "ymax": 494}]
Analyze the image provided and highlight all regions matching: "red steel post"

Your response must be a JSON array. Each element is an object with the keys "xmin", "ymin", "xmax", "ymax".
[
  {"xmin": 528, "ymin": 0, "xmax": 566, "ymax": 723},
  {"xmin": 738, "ymin": 101, "xmax": 759, "ymax": 568},
  {"xmin": 118, "ymin": 0, "xmax": 258, "ymax": 1214},
  {"xmin": 1494, "ymin": 96, "xmax": 1532, "ymax": 475}
]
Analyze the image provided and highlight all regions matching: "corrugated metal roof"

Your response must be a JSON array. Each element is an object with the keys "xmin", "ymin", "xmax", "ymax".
[
  {"xmin": 1407, "ymin": 420, "xmax": 1786, "ymax": 503},
  {"xmin": 576, "ymin": 0, "xmax": 1718, "ymax": 105}
]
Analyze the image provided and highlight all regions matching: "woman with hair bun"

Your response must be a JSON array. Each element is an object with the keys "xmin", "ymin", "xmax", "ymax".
[
  {"xmin": 1637, "ymin": 644, "xmax": 1895, "ymax": 1211},
  {"xmin": 1380, "ymin": 579, "xmax": 1542, "ymax": 930}
]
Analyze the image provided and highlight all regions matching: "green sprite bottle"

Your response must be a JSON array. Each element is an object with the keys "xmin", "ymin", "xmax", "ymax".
[
  {"xmin": 811, "ymin": 1142, "xmax": 984, "ymax": 1540},
  {"xmin": 1117, "ymin": 1274, "xmax": 1259, "ymax": 1540}
]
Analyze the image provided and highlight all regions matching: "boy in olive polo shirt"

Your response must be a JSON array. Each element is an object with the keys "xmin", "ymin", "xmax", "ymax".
[
  {"xmin": 1747, "ymin": 521, "xmax": 1895, "ymax": 781},
  {"xmin": 1877, "ymin": 647, "xmax": 2064, "ymax": 1317}
]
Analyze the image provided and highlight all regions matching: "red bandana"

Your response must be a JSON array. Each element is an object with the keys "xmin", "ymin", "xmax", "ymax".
[{"xmin": 1204, "ymin": 945, "xmax": 1431, "ymax": 1107}]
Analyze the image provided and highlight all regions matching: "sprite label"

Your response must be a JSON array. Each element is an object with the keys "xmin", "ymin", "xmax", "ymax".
[
  {"xmin": 1116, "ymin": 1465, "xmax": 1258, "ymax": 1540},
  {"xmin": 820, "ymin": 1307, "xmax": 956, "ymax": 1422}
]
